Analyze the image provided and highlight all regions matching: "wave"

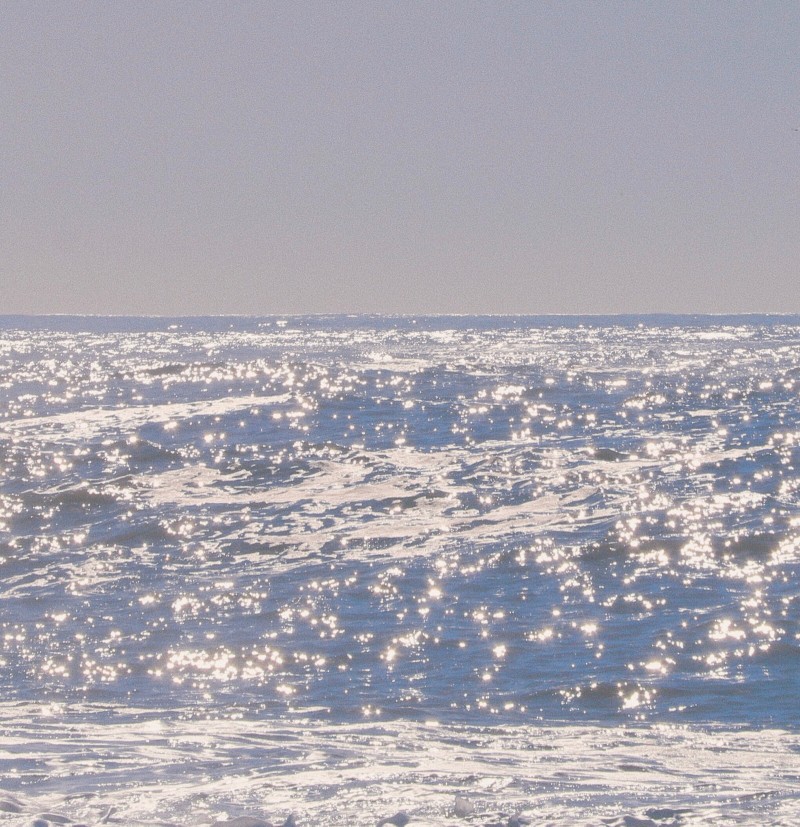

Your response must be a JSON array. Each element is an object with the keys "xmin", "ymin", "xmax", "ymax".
[{"xmin": 0, "ymin": 709, "xmax": 798, "ymax": 825}]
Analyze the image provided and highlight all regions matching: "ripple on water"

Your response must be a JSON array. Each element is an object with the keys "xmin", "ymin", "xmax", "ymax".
[{"xmin": 2, "ymin": 316, "xmax": 800, "ymax": 821}]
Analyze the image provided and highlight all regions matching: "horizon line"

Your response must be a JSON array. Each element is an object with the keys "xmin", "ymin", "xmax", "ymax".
[{"xmin": 3, "ymin": 311, "xmax": 800, "ymax": 320}]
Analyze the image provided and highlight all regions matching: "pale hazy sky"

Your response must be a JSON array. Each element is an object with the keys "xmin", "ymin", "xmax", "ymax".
[{"xmin": 2, "ymin": 1, "xmax": 799, "ymax": 315}]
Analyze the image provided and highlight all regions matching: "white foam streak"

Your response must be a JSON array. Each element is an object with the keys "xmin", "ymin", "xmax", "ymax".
[
  {"xmin": 1, "ymin": 709, "xmax": 798, "ymax": 825},
  {"xmin": 1, "ymin": 394, "xmax": 291, "ymax": 438},
  {"xmin": 142, "ymin": 447, "xmax": 621, "ymax": 564}
]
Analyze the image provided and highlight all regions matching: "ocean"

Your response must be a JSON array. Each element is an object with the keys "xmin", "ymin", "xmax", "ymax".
[{"xmin": 1, "ymin": 315, "xmax": 800, "ymax": 825}]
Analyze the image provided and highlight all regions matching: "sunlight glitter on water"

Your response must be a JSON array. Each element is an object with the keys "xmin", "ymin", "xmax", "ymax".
[{"xmin": 2, "ymin": 316, "xmax": 800, "ymax": 823}]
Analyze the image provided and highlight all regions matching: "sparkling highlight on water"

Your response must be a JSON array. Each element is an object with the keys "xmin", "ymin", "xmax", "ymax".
[{"xmin": 1, "ymin": 315, "xmax": 800, "ymax": 825}]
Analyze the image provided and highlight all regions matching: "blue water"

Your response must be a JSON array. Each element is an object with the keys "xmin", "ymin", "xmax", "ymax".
[{"xmin": 2, "ymin": 315, "xmax": 800, "ymax": 825}]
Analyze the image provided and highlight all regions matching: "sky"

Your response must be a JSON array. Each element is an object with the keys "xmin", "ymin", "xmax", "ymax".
[{"xmin": 2, "ymin": 1, "xmax": 799, "ymax": 315}]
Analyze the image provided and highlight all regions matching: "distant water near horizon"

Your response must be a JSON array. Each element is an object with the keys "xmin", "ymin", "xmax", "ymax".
[{"xmin": 2, "ymin": 314, "xmax": 800, "ymax": 825}]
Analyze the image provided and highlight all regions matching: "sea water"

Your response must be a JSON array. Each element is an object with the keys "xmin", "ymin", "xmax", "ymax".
[{"xmin": 1, "ymin": 315, "xmax": 800, "ymax": 825}]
